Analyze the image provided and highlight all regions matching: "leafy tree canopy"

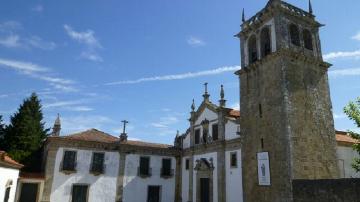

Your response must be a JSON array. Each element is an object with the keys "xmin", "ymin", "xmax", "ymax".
[{"xmin": 344, "ymin": 97, "xmax": 360, "ymax": 172}]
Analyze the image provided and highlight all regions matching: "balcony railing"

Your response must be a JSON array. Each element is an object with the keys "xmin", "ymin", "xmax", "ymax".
[
  {"xmin": 90, "ymin": 163, "xmax": 106, "ymax": 175},
  {"xmin": 160, "ymin": 168, "xmax": 174, "ymax": 178},
  {"xmin": 60, "ymin": 161, "xmax": 77, "ymax": 174},
  {"xmin": 137, "ymin": 167, "xmax": 152, "ymax": 178}
]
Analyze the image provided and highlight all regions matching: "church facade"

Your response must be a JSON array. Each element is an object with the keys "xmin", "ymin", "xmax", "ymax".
[{"xmin": 10, "ymin": 1, "xmax": 360, "ymax": 202}]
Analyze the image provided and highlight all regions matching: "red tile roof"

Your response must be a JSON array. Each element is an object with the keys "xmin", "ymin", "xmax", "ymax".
[
  {"xmin": 336, "ymin": 131, "xmax": 358, "ymax": 146},
  {"xmin": 62, "ymin": 129, "xmax": 118, "ymax": 143},
  {"xmin": 19, "ymin": 172, "xmax": 45, "ymax": 179},
  {"xmin": 228, "ymin": 109, "xmax": 240, "ymax": 118},
  {"xmin": 52, "ymin": 129, "xmax": 173, "ymax": 149},
  {"xmin": 0, "ymin": 151, "xmax": 23, "ymax": 169}
]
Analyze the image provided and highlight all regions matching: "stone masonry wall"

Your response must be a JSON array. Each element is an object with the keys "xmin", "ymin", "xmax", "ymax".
[{"xmin": 293, "ymin": 179, "xmax": 360, "ymax": 202}]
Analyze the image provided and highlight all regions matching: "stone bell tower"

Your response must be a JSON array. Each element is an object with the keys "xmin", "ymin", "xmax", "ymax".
[{"xmin": 235, "ymin": 0, "xmax": 339, "ymax": 201}]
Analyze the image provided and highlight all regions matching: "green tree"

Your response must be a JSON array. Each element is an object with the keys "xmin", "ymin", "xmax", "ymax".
[
  {"xmin": 5, "ymin": 93, "xmax": 49, "ymax": 163},
  {"xmin": 344, "ymin": 96, "xmax": 360, "ymax": 172},
  {"xmin": 0, "ymin": 115, "xmax": 6, "ymax": 150}
]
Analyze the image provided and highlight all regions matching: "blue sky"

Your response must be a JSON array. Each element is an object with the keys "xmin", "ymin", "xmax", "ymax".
[{"xmin": 0, "ymin": 0, "xmax": 359, "ymax": 144}]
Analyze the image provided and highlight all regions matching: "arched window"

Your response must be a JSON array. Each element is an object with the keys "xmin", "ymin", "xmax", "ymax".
[
  {"xmin": 303, "ymin": 29, "xmax": 313, "ymax": 50},
  {"xmin": 248, "ymin": 35, "xmax": 258, "ymax": 64},
  {"xmin": 260, "ymin": 27, "xmax": 271, "ymax": 58},
  {"xmin": 289, "ymin": 24, "xmax": 300, "ymax": 46}
]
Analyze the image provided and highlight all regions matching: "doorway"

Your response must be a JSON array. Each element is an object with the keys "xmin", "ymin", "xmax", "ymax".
[
  {"xmin": 200, "ymin": 178, "xmax": 210, "ymax": 202},
  {"xmin": 147, "ymin": 185, "xmax": 161, "ymax": 202},
  {"xmin": 19, "ymin": 183, "xmax": 39, "ymax": 202}
]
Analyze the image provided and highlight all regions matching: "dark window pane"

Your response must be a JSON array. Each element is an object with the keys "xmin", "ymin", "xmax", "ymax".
[
  {"xmin": 212, "ymin": 124, "xmax": 218, "ymax": 141},
  {"xmin": 91, "ymin": 153, "xmax": 104, "ymax": 173},
  {"xmin": 261, "ymin": 27, "xmax": 271, "ymax": 57},
  {"xmin": 303, "ymin": 29, "xmax": 313, "ymax": 50},
  {"xmin": 195, "ymin": 129, "xmax": 200, "ymax": 144},
  {"xmin": 147, "ymin": 186, "xmax": 160, "ymax": 202},
  {"xmin": 185, "ymin": 159, "xmax": 189, "ymax": 170},
  {"xmin": 4, "ymin": 187, "xmax": 10, "ymax": 202},
  {"xmin": 140, "ymin": 157, "xmax": 150, "ymax": 175},
  {"xmin": 248, "ymin": 35, "xmax": 258, "ymax": 64},
  {"xmin": 231, "ymin": 153, "xmax": 237, "ymax": 167},
  {"xmin": 72, "ymin": 185, "xmax": 88, "ymax": 202},
  {"xmin": 63, "ymin": 151, "xmax": 76, "ymax": 171},
  {"xmin": 289, "ymin": 24, "xmax": 300, "ymax": 46},
  {"xmin": 162, "ymin": 159, "xmax": 172, "ymax": 176},
  {"xmin": 19, "ymin": 183, "xmax": 38, "ymax": 202}
]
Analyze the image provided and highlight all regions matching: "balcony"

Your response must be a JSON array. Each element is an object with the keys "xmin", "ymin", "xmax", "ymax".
[
  {"xmin": 137, "ymin": 167, "xmax": 152, "ymax": 178},
  {"xmin": 90, "ymin": 163, "xmax": 106, "ymax": 175},
  {"xmin": 160, "ymin": 168, "xmax": 174, "ymax": 179},
  {"xmin": 60, "ymin": 161, "xmax": 77, "ymax": 174}
]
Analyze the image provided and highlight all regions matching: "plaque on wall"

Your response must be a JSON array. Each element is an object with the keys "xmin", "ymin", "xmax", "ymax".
[{"xmin": 257, "ymin": 152, "xmax": 271, "ymax": 186}]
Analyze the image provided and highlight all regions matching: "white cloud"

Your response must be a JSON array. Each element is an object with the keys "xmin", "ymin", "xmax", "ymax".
[
  {"xmin": 323, "ymin": 50, "xmax": 360, "ymax": 60},
  {"xmin": 106, "ymin": 65, "xmax": 240, "ymax": 85},
  {"xmin": 64, "ymin": 24, "xmax": 103, "ymax": 62},
  {"xmin": 43, "ymin": 99, "xmax": 93, "ymax": 112},
  {"xmin": 230, "ymin": 102, "xmax": 240, "ymax": 110},
  {"xmin": 0, "ymin": 35, "xmax": 21, "ymax": 48},
  {"xmin": 187, "ymin": 36, "xmax": 205, "ymax": 47},
  {"xmin": 27, "ymin": 36, "xmax": 56, "ymax": 50},
  {"xmin": 58, "ymin": 115, "xmax": 114, "ymax": 135},
  {"xmin": 31, "ymin": 5, "xmax": 44, "ymax": 12},
  {"xmin": 329, "ymin": 68, "xmax": 360, "ymax": 77},
  {"xmin": 334, "ymin": 113, "xmax": 346, "ymax": 119},
  {"xmin": 0, "ymin": 21, "xmax": 22, "ymax": 32},
  {"xmin": 352, "ymin": 32, "xmax": 360, "ymax": 41},
  {"xmin": 0, "ymin": 58, "xmax": 76, "ymax": 92}
]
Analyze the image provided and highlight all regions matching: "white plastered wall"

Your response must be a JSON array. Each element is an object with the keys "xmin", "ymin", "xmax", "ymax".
[
  {"xmin": 225, "ymin": 149, "xmax": 243, "ymax": 202},
  {"xmin": 122, "ymin": 154, "xmax": 176, "ymax": 202},
  {"xmin": 337, "ymin": 145, "xmax": 360, "ymax": 178},
  {"xmin": 0, "ymin": 166, "xmax": 19, "ymax": 202},
  {"xmin": 225, "ymin": 121, "xmax": 239, "ymax": 140},
  {"xmin": 181, "ymin": 156, "xmax": 190, "ymax": 202},
  {"xmin": 50, "ymin": 147, "xmax": 120, "ymax": 202}
]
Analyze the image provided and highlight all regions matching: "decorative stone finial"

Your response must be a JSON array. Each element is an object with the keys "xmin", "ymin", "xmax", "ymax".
[
  {"xmin": 203, "ymin": 82, "xmax": 210, "ymax": 101},
  {"xmin": 309, "ymin": 0, "xmax": 313, "ymax": 14},
  {"xmin": 242, "ymin": 8, "xmax": 245, "ymax": 23},
  {"xmin": 52, "ymin": 113, "xmax": 61, "ymax": 136},
  {"xmin": 191, "ymin": 99, "xmax": 195, "ymax": 112},
  {"xmin": 120, "ymin": 120, "xmax": 129, "ymax": 142},
  {"xmin": 219, "ymin": 85, "xmax": 226, "ymax": 107}
]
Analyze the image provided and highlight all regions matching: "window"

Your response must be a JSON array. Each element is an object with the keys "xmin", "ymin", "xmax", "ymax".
[
  {"xmin": 18, "ymin": 183, "xmax": 39, "ymax": 202},
  {"xmin": 248, "ymin": 35, "xmax": 258, "ymax": 64},
  {"xmin": 62, "ymin": 151, "xmax": 77, "ymax": 171},
  {"xmin": 90, "ymin": 152, "xmax": 105, "ymax": 174},
  {"xmin": 260, "ymin": 27, "xmax": 271, "ymax": 57},
  {"xmin": 289, "ymin": 24, "xmax": 300, "ymax": 46},
  {"xmin": 72, "ymin": 185, "xmax": 88, "ymax": 202},
  {"xmin": 185, "ymin": 159, "xmax": 190, "ymax": 170},
  {"xmin": 195, "ymin": 129, "xmax": 200, "ymax": 145},
  {"xmin": 4, "ymin": 187, "xmax": 10, "ymax": 202},
  {"xmin": 230, "ymin": 152, "xmax": 238, "ymax": 167},
  {"xmin": 161, "ymin": 158, "xmax": 173, "ymax": 177},
  {"xmin": 212, "ymin": 124, "xmax": 218, "ymax": 141},
  {"xmin": 303, "ymin": 29, "xmax": 313, "ymax": 50},
  {"xmin": 138, "ymin": 156, "xmax": 151, "ymax": 177}
]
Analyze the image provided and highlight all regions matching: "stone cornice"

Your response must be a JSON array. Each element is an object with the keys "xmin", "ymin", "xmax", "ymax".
[
  {"xmin": 235, "ymin": 49, "xmax": 331, "ymax": 76},
  {"xmin": 182, "ymin": 138, "xmax": 241, "ymax": 156}
]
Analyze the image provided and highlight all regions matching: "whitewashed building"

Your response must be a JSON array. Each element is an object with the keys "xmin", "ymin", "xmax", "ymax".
[{"xmin": 0, "ymin": 151, "xmax": 23, "ymax": 202}]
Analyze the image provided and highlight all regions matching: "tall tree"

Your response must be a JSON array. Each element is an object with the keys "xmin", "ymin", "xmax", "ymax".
[
  {"xmin": 5, "ymin": 93, "xmax": 49, "ymax": 163},
  {"xmin": 0, "ymin": 115, "xmax": 6, "ymax": 150},
  {"xmin": 344, "ymin": 96, "xmax": 360, "ymax": 172}
]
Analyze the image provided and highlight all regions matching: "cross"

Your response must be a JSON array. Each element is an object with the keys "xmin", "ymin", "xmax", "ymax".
[
  {"xmin": 204, "ymin": 82, "xmax": 208, "ymax": 94},
  {"xmin": 121, "ymin": 120, "xmax": 129, "ymax": 134}
]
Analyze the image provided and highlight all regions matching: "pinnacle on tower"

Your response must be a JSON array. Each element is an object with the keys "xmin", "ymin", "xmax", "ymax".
[
  {"xmin": 203, "ymin": 82, "xmax": 210, "ymax": 102},
  {"xmin": 242, "ymin": 8, "xmax": 245, "ymax": 23},
  {"xmin": 191, "ymin": 99, "xmax": 196, "ymax": 112},
  {"xmin": 219, "ymin": 85, "xmax": 226, "ymax": 107},
  {"xmin": 52, "ymin": 113, "xmax": 61, "ymax": 136},
  {"xmin": 120, "ymin": 120, "xmax": 129, "ymax": 142},
  {"xmin": 309, "ymin": 0, "xmax": 313, "ymax": 14}
]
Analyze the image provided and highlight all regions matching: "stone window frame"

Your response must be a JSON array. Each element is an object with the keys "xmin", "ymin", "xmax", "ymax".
[
  {"xmin": 60, "ymin": 150, "xmax": 77, "ymax": 174},
  {"xmin": 211, "ymin": 123, "xmax": 219, "ymax": 141},
  {"xmin": 195, "ymin": 159, "xmax": 214, "ymax": 202},
  {"xmin": 4, "ymin": 179, "xmax": 13, "ymax": 202},
  {"xmin": 160, "ymin": 158, "xmax": 174, "ymax": 178},
  {"xmin": 289, "ymin": 23, "xmax": 301, "ymax": 47},
  {"xmin": 230, "ymin": 152, "xmax": 238, "ymax": 168},
  {"xmin": 185, "ymin": 158, "xmax": 190, "ymax": 170},
  {"xmin": 71, "ymin": 183, "xmax": 90, "ymax": 202},
  {"xmin": 138, "ymin": 156, "xmax": 152, "ymax": 178},
  {"xmin": 302, "ymin": 28, "xmax": 313, "ymax": 51},
  {"xmin": 247, "ymin": 34, "xmax": 258, "ymax": 65},
  {"xmin": 89, "ymin": 152, "xmax": 106, "ymax": 176},
  {"xmin": 260, "ymin": 26, "xmax": 272, "ymax": 58},
  {"xmin": 194, "ymin": 128, "xmax": 201, "ymax": 145}
]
